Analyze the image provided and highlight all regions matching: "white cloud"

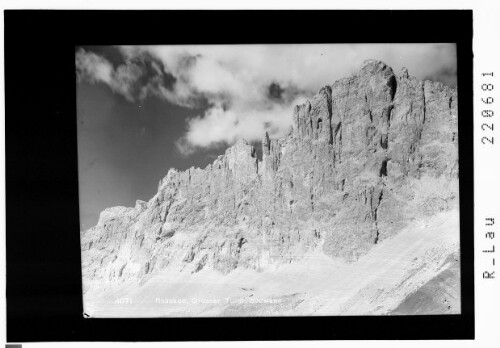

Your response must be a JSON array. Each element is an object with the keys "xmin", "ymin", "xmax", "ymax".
[
  {"xmin": 76, "ymin": 48, "xmax": 113, "ymax": 85},
  {"xmin": 76, "ymin": 44, "xmax": 456, "ymax": 154},
  {"xmin": 177, "ymin": 95, "xmax": 307, "ymax": 154},
  {"xmin": 76, "ymin": 48, "xmax": 145, "ymax": 102}
]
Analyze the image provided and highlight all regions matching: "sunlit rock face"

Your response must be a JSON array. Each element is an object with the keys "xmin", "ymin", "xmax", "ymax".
[{"xmin": 81, "ymin": 60, "xmax": 459, "ymax": 307}]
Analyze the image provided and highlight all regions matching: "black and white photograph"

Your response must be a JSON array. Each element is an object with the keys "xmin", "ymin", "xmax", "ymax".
[
  {"xmin": 5, "ymin": 8, "xmax": 484, "ymax": 344},
  {"xmin": 77, "ymin": 44, "xmax": 461, "ymax": 317}
]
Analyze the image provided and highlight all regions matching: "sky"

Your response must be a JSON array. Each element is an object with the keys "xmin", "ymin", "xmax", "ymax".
[{"xmin": 77, "ymin": 44, "xmax": 457, "ymax": 229}]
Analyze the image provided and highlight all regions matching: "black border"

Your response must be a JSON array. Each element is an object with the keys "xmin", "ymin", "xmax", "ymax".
[{"xmin": 5, "ymin": 10, "xmax": 474, "ymax": 342}]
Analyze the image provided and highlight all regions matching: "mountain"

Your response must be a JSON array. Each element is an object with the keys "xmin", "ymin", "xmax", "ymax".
[{"xmin": 81, "ymin": 60, "xmax": 460, "ymax": 317}]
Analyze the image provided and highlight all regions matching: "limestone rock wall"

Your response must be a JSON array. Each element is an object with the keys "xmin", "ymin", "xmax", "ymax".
[{"xmin": 81, "ymin": 60, "xmax": 459, "ymax": 291}]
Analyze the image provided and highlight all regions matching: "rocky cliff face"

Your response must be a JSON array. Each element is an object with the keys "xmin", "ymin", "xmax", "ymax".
[{"xmin": 81, "ymin": 60, "xmax": 459, "ymax": 295}]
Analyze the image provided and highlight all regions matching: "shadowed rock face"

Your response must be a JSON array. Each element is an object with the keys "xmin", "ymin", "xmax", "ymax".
[
  {"xmin": 81, "ymin": 60, "xmax": 459, "ymax": 292},
  {"xmin": 390, "ymin": 252, "xmax": 461, "ymax": 315}
]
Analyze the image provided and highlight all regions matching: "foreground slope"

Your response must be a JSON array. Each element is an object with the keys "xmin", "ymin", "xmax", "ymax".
[{"xmin": 81, "ymin": 60, "xmax": 460, "ymax": 316}]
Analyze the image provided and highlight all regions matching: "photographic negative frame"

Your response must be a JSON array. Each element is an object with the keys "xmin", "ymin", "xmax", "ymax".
[{"xmin": 5, "ymin": 9, "xmax": 474, "ymax": 342}]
